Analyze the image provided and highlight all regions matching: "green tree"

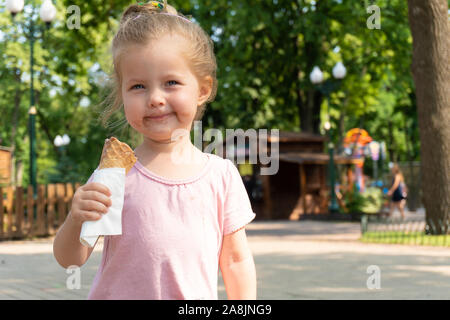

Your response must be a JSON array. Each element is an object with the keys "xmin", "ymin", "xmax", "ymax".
[
  {"xmin": 0, "ymin": 0, "xmax": 423, "ymax": 188},
  {"xmin": 407, "ymin": 0, "xmax": 450, "ymax": 234}
]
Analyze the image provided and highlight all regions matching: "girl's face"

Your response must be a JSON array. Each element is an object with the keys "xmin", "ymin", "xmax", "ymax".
[{"xmin": 120, "ymin": 34, "xmax": 211, "ymax": 143}]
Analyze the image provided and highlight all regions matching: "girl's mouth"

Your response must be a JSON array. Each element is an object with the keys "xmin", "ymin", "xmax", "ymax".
[{"xmin": 144, "ymin": 113, "xmax": 173, "ymax": 121}]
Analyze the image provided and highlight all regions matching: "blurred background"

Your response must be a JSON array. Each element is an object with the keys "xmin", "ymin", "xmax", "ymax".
[{"xmin": 0, "ymin": 0, "xmax": 448, "ymax": 239}]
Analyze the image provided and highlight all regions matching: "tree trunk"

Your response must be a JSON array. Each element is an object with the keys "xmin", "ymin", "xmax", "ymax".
[
  {"xmin": 298, "ymin": 25, "xmax": 322, "ymax": 134},
  {"xmin": 299, "ymin": 88, "xmax": 320, "ymax": 134},
  {"xmin": 403, "ymin": 115, "xmax": 419, "ymax": 211},
  {"xmin": 407, "ymin": 0, "xmax": 450, "ymax": 234}
]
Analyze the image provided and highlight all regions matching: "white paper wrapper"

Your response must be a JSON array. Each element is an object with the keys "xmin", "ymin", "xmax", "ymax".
[{"xmin": 80, "ymin": 168, "xmax": 125, "ymax": 247}]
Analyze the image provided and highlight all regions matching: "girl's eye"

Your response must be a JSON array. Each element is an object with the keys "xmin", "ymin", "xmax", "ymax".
[
  {"xmin": 130, "ymin": 81, "xmax": 178, "ymax": 90},
  {"xmin": 131, "ymin": 84, "xmax": 144, "ymax": 90}
]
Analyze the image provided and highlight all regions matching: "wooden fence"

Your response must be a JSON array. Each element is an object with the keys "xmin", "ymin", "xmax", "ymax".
[{"xmin": 0, "ymin": 183, "xmax": 81, "ymax": 240}]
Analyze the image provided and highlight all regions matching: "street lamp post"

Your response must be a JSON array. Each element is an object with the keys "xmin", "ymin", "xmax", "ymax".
[
  {"xmin": 310, "ymin": 62, "xmax": 347, "ymax": 213},
  {"xmin": 6, "ymin": 0, "xmax": 57, "ymax": 198}
]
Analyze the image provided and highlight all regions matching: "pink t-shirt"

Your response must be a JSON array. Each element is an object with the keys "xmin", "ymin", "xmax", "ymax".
[{"xmin": 85, "ymin": 152, "xmax": 256, "ymax": 300}]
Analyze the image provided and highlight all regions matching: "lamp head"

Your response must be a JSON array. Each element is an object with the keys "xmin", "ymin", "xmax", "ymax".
[
  {"xmin": 310, "ymin": 66, "xmax": 324, "ymax": 84},
  {"xmin": 40, "ymin": 0, "xmax": 57, "ymax": 23},
  {"xmin": 6, "ymin": 0, "xmax": 24, "ymax": 15},
  {"xmin": 332, "ymin": 62, "xmax": 347, "ymax": 79},
  {"xmin": 54, "ymin": 135, "xmax": 63, "ymax": 147},
  {"xmin": 62, "ymin": 134, "xmax": 71, "ymax": 146}
]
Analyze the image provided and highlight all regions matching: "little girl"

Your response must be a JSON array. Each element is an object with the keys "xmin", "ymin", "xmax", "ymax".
[{"xmin": 53, "ymin": 1, "xmax": 257, "ymax": 300}]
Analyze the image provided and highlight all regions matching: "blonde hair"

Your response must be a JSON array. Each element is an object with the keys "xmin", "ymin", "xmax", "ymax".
[{"xmin": 97, "ymin": 1, "xmax": 218, "ymax": 134}]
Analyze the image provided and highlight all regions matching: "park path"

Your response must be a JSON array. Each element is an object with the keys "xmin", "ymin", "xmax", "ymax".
[{"xmin": 0, "ymin": 212, "xmax": 449, "ymax": 300}]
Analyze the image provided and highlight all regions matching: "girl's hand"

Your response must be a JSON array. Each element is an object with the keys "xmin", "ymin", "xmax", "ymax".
[{"xmin": 69, "ymin": 182, "xmax": 112, "ymax": 227}]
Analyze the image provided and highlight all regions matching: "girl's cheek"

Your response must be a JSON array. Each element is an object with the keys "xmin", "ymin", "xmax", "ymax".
[
  {"xmin": 172, "ymin": 94, "xmax": 196, "ymax": 116},
  {"xmin": 124, "ymin": 106, "xmax": 140, "ymax": 128}
]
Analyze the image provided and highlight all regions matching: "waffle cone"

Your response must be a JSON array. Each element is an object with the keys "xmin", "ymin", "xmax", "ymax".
[{"xmin": 98, "ymin": 137, "xmax": 137, "ymax": 174}]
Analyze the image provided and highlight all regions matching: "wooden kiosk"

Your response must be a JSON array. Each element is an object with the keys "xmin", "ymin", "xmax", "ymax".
[{"xmin": 216, "ymin": 130, "xmax": 361, "ymax": 220}]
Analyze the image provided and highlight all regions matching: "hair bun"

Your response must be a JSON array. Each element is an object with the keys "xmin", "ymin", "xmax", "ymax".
[{"xmin": 121, "ymin": 1, "xmax": 178, "ymax": 23}]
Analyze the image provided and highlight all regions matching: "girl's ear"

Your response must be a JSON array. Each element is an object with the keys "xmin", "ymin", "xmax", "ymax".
[{"xmin": 197, "ymin": 76, "xmax": 213, "ymax": 106}]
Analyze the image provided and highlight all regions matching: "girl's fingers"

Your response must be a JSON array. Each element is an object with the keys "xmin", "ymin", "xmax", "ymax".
[
  {"xmin": 83, "ymin": 183, "xmax": 112, "ymax": 197},
  {"xmin": 82, "ymin": 190, "xmax": 112, "ymax": 207},
  {"xmin": 72, "ymin": 211, "xmax": 102, "ymax": 224},
  {"xmin": 80, "ymin": 200, "xmax": 108, "ymax": 214},
  {"xmin": 81, "ymin": 211, "xmax": 103, "ymax": 221}
]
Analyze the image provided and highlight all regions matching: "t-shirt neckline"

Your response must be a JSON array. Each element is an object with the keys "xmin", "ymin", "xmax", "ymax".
[{"xmin": 133, "ymin": 152, "xmax": 212, "ymax": 185}]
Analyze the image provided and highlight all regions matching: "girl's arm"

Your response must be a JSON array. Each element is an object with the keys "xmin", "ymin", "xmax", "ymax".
[
  {"xmin": 219, "ymin": 228, "xmax": 257, "ymax": 300},
  {"xmin": 53, "ymin": 182, "xmax": 111, "ymax": 268},
  {"xmin": 388, "ymin": 174, "xmax": 401, "ymax": 195},
  {"xmin": 53, "ymin": 211, "xmax": 95, "ymax": 269}
]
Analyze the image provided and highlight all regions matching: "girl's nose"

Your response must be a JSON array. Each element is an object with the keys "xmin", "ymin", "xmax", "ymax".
[{"xmin": 149, "ymin": 89, "xmax": 165, "ymax": 107}]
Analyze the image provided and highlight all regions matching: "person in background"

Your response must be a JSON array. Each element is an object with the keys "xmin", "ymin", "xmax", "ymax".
[{"xmin": 387, "ymin": 163, "xmax": 408, "ymax": 219}]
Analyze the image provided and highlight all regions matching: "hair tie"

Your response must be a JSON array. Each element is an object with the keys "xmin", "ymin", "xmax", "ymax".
[
  {"xmin": 135, "ymin": 1, "xmax": 192, "ymax": 23},
  {"xmin": 137, "ymin": 1, "xmax": 164, "ymax": 10}
]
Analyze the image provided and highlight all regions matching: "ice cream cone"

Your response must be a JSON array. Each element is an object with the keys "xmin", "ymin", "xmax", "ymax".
[{"xmin": 98, "ymin": 137, "xmax": 137, "ymax": 174}]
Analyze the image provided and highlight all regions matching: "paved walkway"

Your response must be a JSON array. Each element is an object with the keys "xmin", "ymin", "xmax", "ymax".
[{"xmin": 0, "ymin": 216, "xmax": 449, "ymax": 300}]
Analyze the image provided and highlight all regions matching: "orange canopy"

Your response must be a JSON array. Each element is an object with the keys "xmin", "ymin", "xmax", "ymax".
[{"xmin": 343, "ymin": 128, "xmax": 373, "ymax": 146}]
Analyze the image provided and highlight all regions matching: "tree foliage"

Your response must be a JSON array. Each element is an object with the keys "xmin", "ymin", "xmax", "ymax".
[{"xmin": 0, "ymin": 0, "xmax": 424, "ymax": 185}]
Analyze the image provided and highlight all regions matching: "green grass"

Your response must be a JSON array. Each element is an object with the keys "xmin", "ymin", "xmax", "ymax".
[{"xmin": 361, "ymin": 231, "xmax": 450, "ymax": 247}]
